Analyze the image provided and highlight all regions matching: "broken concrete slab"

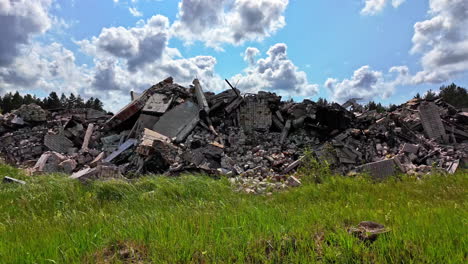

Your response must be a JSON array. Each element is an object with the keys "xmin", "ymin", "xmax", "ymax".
[
  {"xmin": 193, "ymin": 79, "xmax": 210, "ymax": 114},
  {"xmin": 137, "ymin": 128, "xmax": 172, "ymax": 156},
  {"xmin": 418, "ymin": 102, "xmax": 448, "ymax": 143},
  {"xmin": 86, "ymin": 109, "xmax": 107, "ymax": 120},
  {"xmin": 44, "ymin": 134, "xmax": 74, "ymax": 154},
  {"xmin": 142, "ymin": 93, "xmax": 173, "ymax": 114},
  {"xmin": 106, "ymin": 77, "xmax": 175, "ymax": 128},
  {"xmin": 81, "ymin": 123, "xmax": 94, "ymax": 151},
  {"xmin": 401, "ymin": 143, "xmax": 419, "ymax": 154},
  {"xmin": 358, "ymin": 159, "xmax": 397, "ymax": 180},
  {"xmin": 152, "ymin": 101, "xmax": 200, "ymax": 142},
  {"xmin": 239, "ymin": 96, "xmax": 272, "ymax": 132}
]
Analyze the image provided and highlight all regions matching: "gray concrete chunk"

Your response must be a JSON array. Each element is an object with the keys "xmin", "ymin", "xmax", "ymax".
[
  {"xmin": 44, "ymin": 134, "xmax": 74, "ymax": 154},
  {"xmin": 153, "ymin": 101, "xmax": 200, "ymax": 141},
  {"xmin": 359, "ymin": 159, "xmax": 397, "ymax": 180},
  {"xmin": 418, "ymin": 102, "xmax": 448, "ymax": 142}
]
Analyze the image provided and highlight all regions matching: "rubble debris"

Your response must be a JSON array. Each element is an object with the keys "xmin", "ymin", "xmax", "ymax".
[
  {"xmin": 103, "ymin": 139, "xmax": 138, "ymax": 163},
  {"xmin": 81, "ymin": 123, "xmax": 95, "ymax": 151},
  {"xmin": 349, "ymin": 221, "xmax": 389, "ymax": 242},
  {"xmin": 44, "ymin": 134, "xmax": 74, "ymax": 154},
  {"xmin": 401, "ymin": 143, "xmax": 419, "ymax": 154},
  {"xmin": 13, "ymin": 104, "xmax": 47, "ymax": 122},
  {"xmin": 152, "ymin": 101, "xmax": 200, "ymax": 142},
  {"xmin": 239, "ymin": 94, "xmax": 273, "ymax": 132},
  {"xmin": 70, "ymin": 165, "xmax": 123, "ymax": 182},
  {"xmin": 418, "ymin": 101, "xmax": 448, "ymax": 143},
  {"xmin": 3, "ymin": 176, "xmax": 26, "ymax": 185},
  {"xmin": 0, "ymin": 76, "xmax": 466, "ymax": 188},
  {"xmin": 286, "ymin": 176, "xmax": 301, "ymax": 187},
  {"xmin": 142, "ymin": 93, "xmax": 173, "ymax": 114},
  {"xmin": 358, "ymin": 159, "xmax": 397, "ymax": 180}
]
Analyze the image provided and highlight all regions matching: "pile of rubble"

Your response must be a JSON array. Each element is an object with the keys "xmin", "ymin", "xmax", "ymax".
[{"xmin": 0, "ymin": 77, "xmax": 467, "ymax": 192}]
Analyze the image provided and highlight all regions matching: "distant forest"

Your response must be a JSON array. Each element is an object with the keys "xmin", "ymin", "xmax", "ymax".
[
  {"xmin": 0, "ymin": 83, "xmax": 466, "ymax": 115},
  {"xmin": 0, "ymin": 92, "xmax": 104, "ymax": 114}
]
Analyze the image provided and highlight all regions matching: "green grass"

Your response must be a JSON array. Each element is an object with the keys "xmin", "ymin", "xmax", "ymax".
[{"xmin": 0, "ymin": 164, "xmax": 467, "ymax": 263}]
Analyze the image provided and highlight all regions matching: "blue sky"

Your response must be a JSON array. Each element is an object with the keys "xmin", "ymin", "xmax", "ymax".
[{"xmin": 1, "ymin": 0, "xmax": 467, "ymax": 111}]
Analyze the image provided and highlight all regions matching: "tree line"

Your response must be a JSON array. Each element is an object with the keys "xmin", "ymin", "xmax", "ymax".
[
  {"xmin": 0, "ymin": 92, "xmax": 104, "ymax": 114},
  {"xmin": 317, "ymin": 83, "xmax": 467, "ymax": 113}
]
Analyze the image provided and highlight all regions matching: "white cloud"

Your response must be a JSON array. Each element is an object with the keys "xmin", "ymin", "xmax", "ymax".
[
  {"xmin": 325, "ymin": 65, "xmax": 404, "ymax": 103},
  {"xmin": 78, "ymin": 15, "xmax": 170, "ymax": 72},
  {"xmin": 410, "ymin": 0, "xmax": 468, "ymax": 84},
  {"xmin": 128, "ymin": 7, "xmax": 143, "ymax": 17},
  {"xmin": 0, "ymin": 0, "xmax": 53, "ymax": 66},
  {"xmin": 171, "ymin": 0, "xmax": 289, "ymax": 49},
  {"xmin": 232, "ymin": 44, "xmax": 318, "ymax": 97},
  {"xmin": 243, "ymin": 47, "xmax": 260, "ymax": 64},
  {"xmin": 391, "ymin": 0, "xmax": 406, "ymax": 8},
  {"xmin": 361, "ymin": 0, "xmax": 406, "ymax": 15},
  {"xmin": 0, "ymin": 42, "xmax": 92, "ymax": 96}
]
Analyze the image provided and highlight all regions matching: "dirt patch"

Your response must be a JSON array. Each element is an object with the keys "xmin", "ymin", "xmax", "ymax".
[{"xmin": 88, "ymin": 240, "xmax": 150, "ymax": 264}]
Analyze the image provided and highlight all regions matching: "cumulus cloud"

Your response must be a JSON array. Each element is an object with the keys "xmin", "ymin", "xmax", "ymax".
[
  {"xmin": 325, "ymin": 65, "xmax": 402, "ymax": 103},
  {"xmin": 0, "ymin": 42, "xmax": 92, "ymax": 95},
  {"xmin": 410, "ymin": 0, "xmax": 468, "ymax": 84},
  {"xmin": 232, "ymin": 44, "xmax": 318, "ymax": 97},
  {"xmin": 0, "ymin": 0, "xmax": 53, "ymax": 66},
  {"xmin": 172, "ymin": 0, "xmax": 288, "ymax": 48},
  {"xmin": 361, "ymin": 0, "xmax": 406, "ymax": 15},
  {"xmin": 128, "ymin": 7, "xmax": 143, "ymax": 17},
  {"xmin": 78, "ymin": 15, "xmax": 170, "ymax": 72},
  {"xmin": 243, "ymin": 47, "xmax": 260, "ymax": 64}
]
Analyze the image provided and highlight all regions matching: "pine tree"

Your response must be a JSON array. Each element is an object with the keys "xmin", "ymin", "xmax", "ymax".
[
  {"xmin": 44, "ymin": 92, "xmax": 61, "ymax": 109},
  {"xmin": 23, "ymin": 94, "xmax": 35, "ymax": 105},
  {"xmin": 423, "ymin": 89, "xmax": 437, "ymax": 100},
  {"xmin": 1, "ymin": 93, "xmax": 13, "ymax": 113},
  {"xmin": 92, "ymin": 98, "xmax": 104, "ymax": 111},
  {"xmin": 67, "ymin": 93, "xmax": 77, "ymax": 109},
  {"xmin": 60, "ymin": 93, "xmax": 68, "ymax": 108},
  {"xmin": 11, "ymin": 91, "xmax": 23, "ymax": 110},
  {"xmin": 76, "ymin": 95, "xmax": 85, "ymax": 108},
  {"xmin": 85, "ymin": 97, "xmax": 94, "ymax": 108},
  {"xmin": 439, "ymin": 83, "xmax": 468, "ymax": 108}
]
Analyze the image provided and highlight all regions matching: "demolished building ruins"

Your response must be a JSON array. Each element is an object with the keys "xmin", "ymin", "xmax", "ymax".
[{"xmin": 1, "ymin": 77, "xmax": 467, "ymax": 193}]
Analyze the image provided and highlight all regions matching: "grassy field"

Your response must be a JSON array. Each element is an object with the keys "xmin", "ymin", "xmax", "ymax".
[{"xmin": 0, "ymin": 163, "xmax": 466, "ymax": 263}]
